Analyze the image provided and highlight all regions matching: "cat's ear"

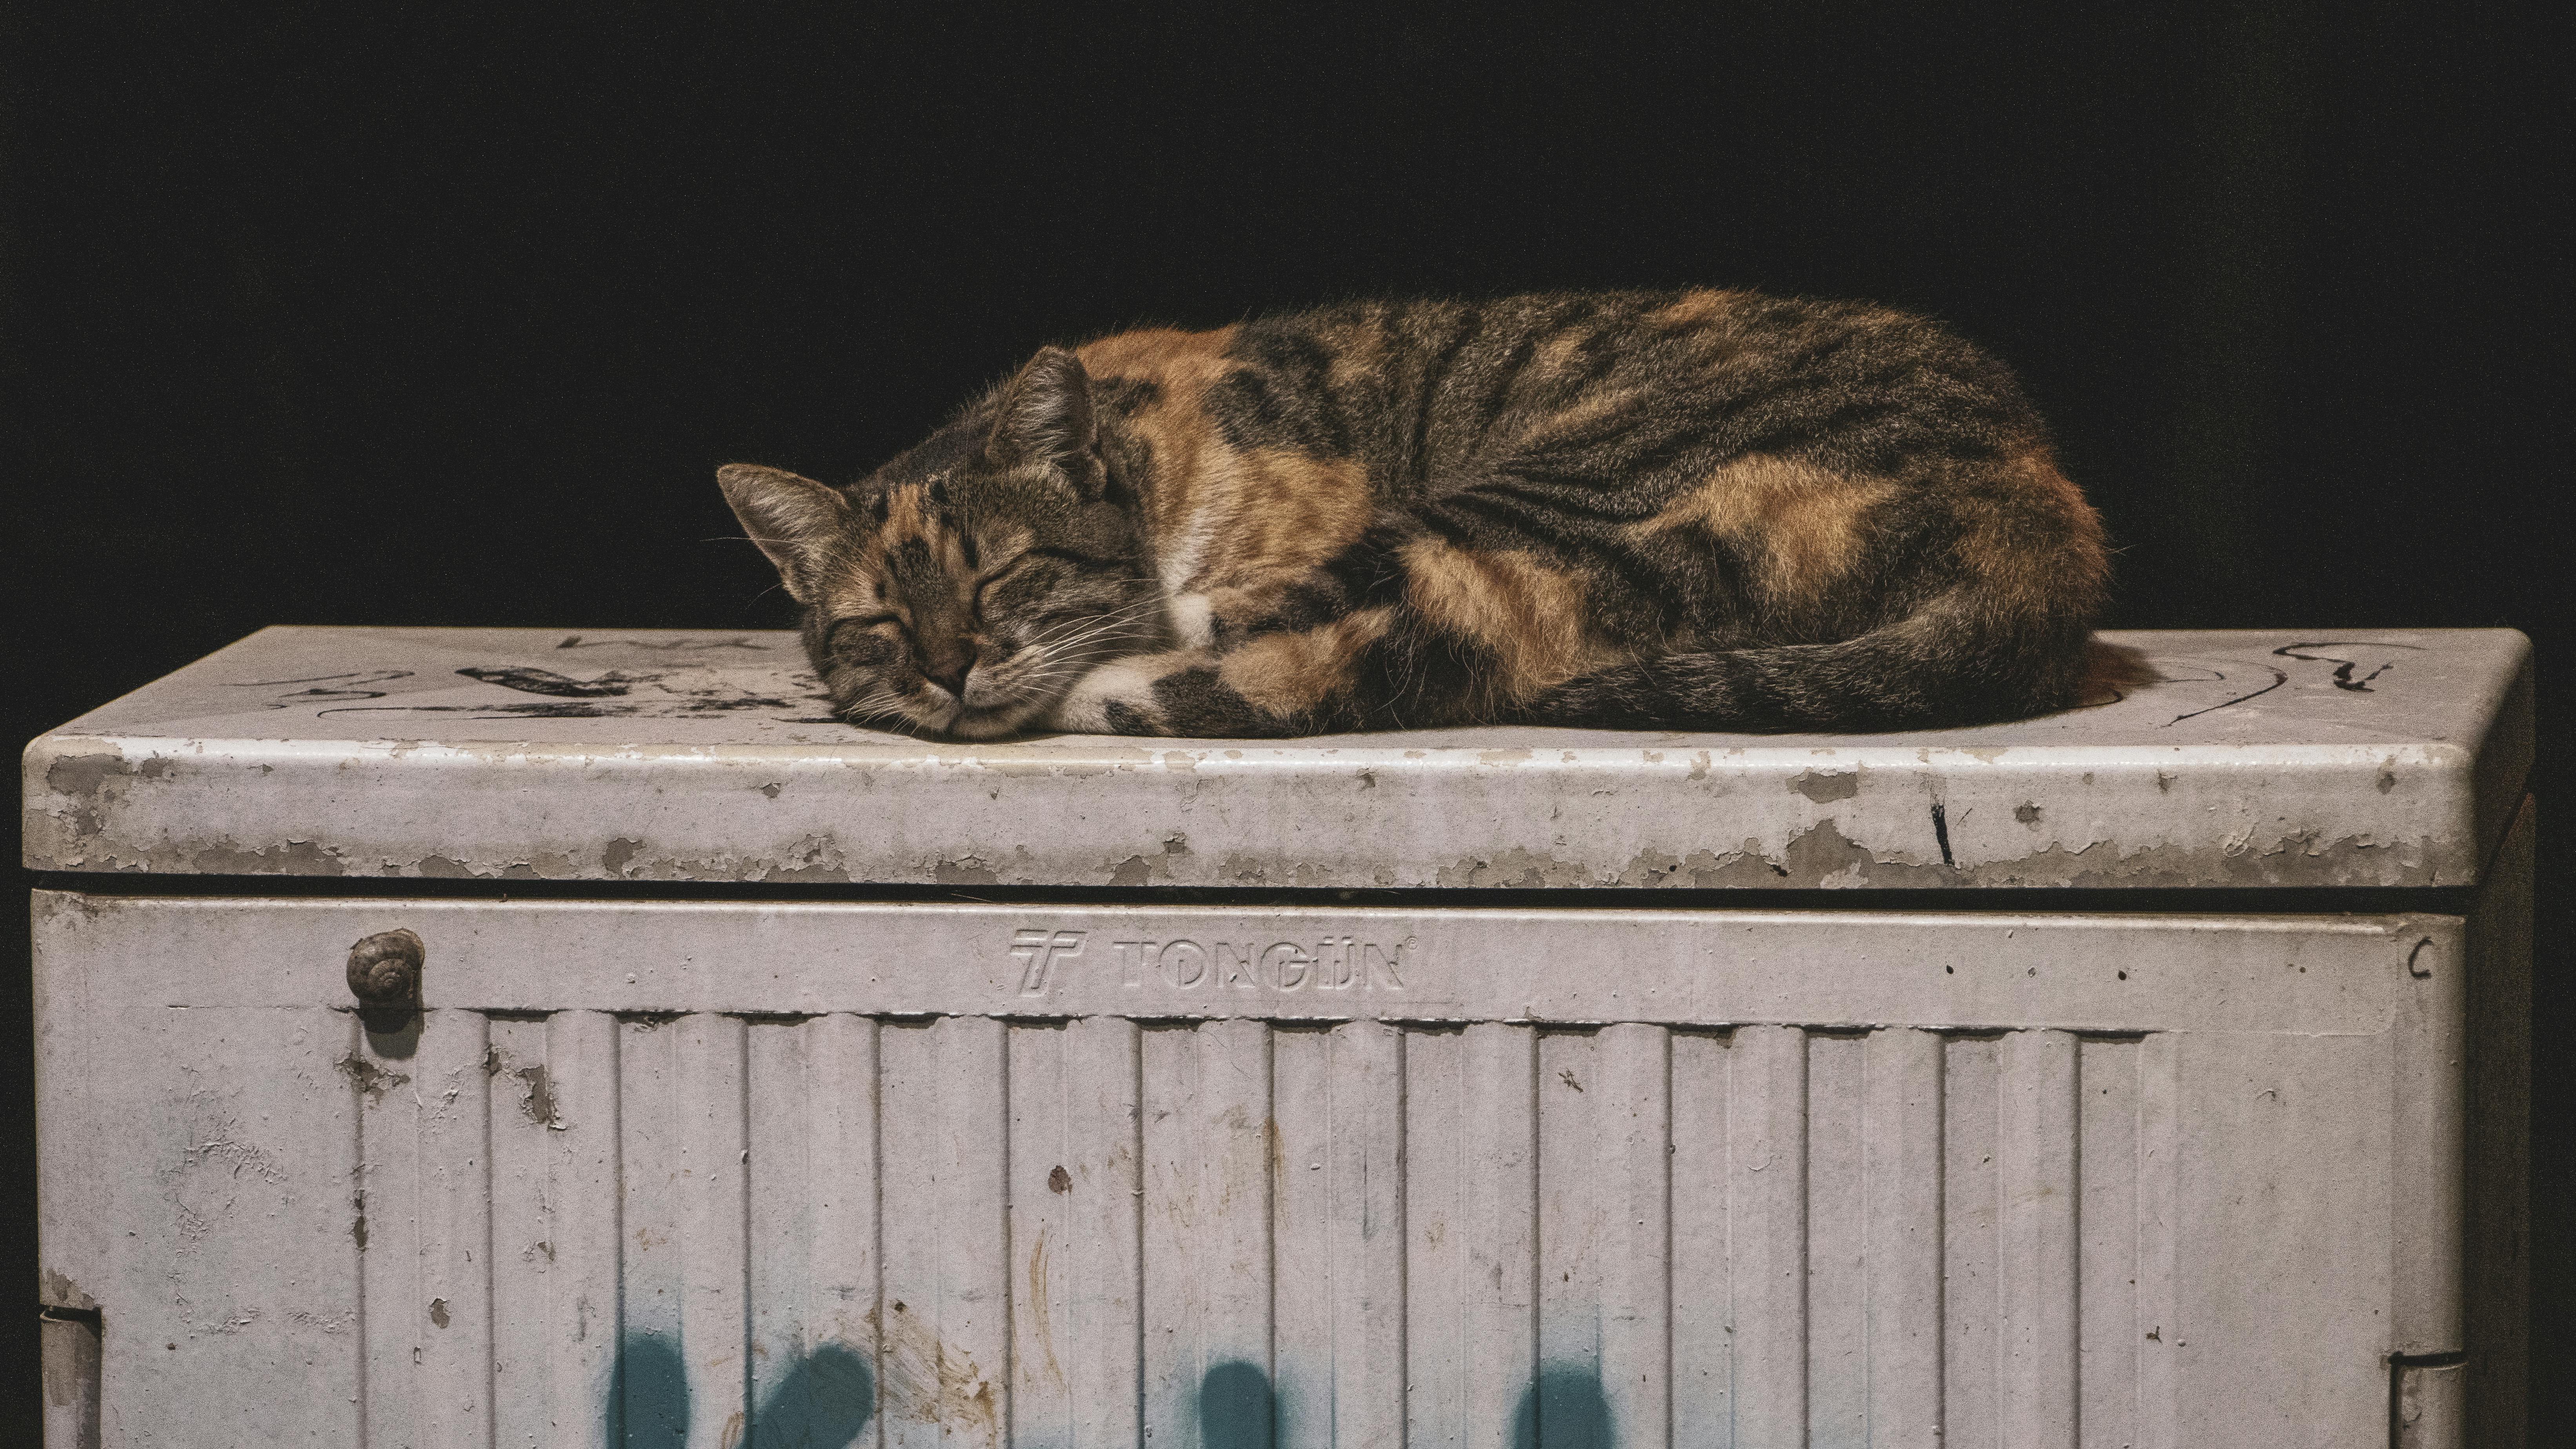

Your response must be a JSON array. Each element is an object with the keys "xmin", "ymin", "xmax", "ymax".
[
  {"xmin": 717, "ymin": 464, "xmax": 852, "ymax": 604},
  {"xmin": 985, "ymin": 345, "xmax": 1101, "ymax": 494}
]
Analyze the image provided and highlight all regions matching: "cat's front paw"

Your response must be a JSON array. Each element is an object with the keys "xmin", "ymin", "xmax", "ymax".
[{"xmin": 1047, "ymin": 655, "xmax": 1185, "ymax": 735}]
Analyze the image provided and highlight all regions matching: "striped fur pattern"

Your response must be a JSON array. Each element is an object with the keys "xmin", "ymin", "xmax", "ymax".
[{"xmin": 719, "ymin": 289, "xmax": 2108, "ymax": 738}]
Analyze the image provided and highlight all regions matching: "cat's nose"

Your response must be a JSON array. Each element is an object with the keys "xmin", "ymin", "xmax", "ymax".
[{"xmin": 923, "ymin": 645, "xmax": 977, "ymax": 697}]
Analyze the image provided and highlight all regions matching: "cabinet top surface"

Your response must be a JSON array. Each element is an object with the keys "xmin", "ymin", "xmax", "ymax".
[{"xmin": 22, "ymin": 625, "xmax": 2532, "ymax": 889}]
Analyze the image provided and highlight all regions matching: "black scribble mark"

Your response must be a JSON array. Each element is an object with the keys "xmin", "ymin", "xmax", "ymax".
[
  {"xmin": 456, "ymin": 666, "xmax": 647, "ymax": 698},
  {"xmin": 2162, "ymin": 666, "xmax": 2288, "ymax": 726},
  {"xmin": 2272, "ymin": 640, "xmax": 2425, "ymax": 692},
  {"xmin": 555, "ymin": 635, "xmax": 770, "ymax": 651},
  {"xmin": 228, "ymin": 669, "xmax": 415, "ymax": 706},
  {"xmin": 1929, "ymin": 801, "xmax": 1956, "ymax": 867},
  {"xmin": 2065, "ymin": 640, "xmax": 2158, "ymax": 709},
  {"xmin": 2407, "ymin": 937, "xmax": 2436, "ymax": 978},
  {"xmin": 321, "ymin": 695, "xmax": 808, "ymax": 721},
  {"xmin": 652, "ymin": 677, "xmax": 787, "ymax": 704},
  {"xmin": 323, "ymin": 702, "xmax": 642, "ymax": 720},
  {"xmin": 235, "ymin": 670, "xmax": 415, "ymax": 687}
]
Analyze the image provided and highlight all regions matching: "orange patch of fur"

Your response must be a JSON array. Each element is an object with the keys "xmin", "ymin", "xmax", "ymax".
[
  {"xmin": 1639, "ymin": 455, "xmax": 1899, "ymax": 620},
  {"xmin": 1310, "ymin": 311, "xmax": 1394, "ymax": 394},
  {"xmin": 1188, "ymin": 449, "xmax": 1374, "ymax": 589},
  {"xmin": 1218, "ymin": 607, "xmax": 1395, "ymax": 717},
  {"xmin": 1074, "ymin": 325, "xmax": 1233, "ymax": 379},
  {"xmin": 1646, "ymin": 288, "xmax": 1745, "ymax": 331},
  {"xmin": 1076, "ymin": 326, "xmax": 1239, "ymax": 543},
  {"xmin": 1531, "ymin": 326, "xmax": 1589, "ymax": 378},
  {"xmin": 1513, "ymin": 385, "xmax": 1643, "ymax": 451},
  {"xmin": 1081, "ymin": 322, "xmax": 1377, "ymax": 596},
  {"xmin": 877, "ymin": 484, "xmax": 929, "ymax": 547},
  {"xmin": 1399, "ymin": 539, "xmax": 1616, "ymax": 704},
  {"xmin": 816, "ymin": 555, "xmax": 889, "ymax": 615},
  {"xmin": 1953, "ymin": 451, "xmax": 2108, "ymax": 620},
  {"xmin": 881, "ymin": 484, "xmax": 973, "ymax": 573}
]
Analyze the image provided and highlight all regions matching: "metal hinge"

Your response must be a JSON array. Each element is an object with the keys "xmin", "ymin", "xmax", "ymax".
[{"xmin": 2389, "ymin": 1350, "xmax": 2469, "ymax": 1449}]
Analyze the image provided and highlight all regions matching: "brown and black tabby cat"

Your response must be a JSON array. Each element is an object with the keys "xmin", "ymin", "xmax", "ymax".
[{"xmin": 720, "ymin": 289, "xmax": 2107, "ymax": 739}]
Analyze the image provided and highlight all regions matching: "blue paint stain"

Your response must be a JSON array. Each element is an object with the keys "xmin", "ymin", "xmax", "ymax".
[
  {"xmin": 749, "ymin": 1342, "xmax": 874, "ymax": 1448},
  {"xmin": 610, "ymin": 1332, "xmax": 1606, "ymax": 1447},
  {"xmin": 1198, "ymin": 1359, "xmax": 1275, "ymax": 1448},
  {"xmin": 608, "ymin": 1332, "xmax": 874, "ymax": 1448},
  {"xmin": 1512, "ymin": 1364, "xmax": 1615, "ymax": 1449},
  {"xmin": 613, "ymin": 1332, "xmax": 690, "ymax": 1449}
]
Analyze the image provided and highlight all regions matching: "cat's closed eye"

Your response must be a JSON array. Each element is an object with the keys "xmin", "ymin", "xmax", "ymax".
[
  {"xmin": 969, "ymin": 557, "xmax": 1033, "ymax": 614},
  {"xmin": 826, "ymin": 616, "xmax": 902, "ymax": 660}
]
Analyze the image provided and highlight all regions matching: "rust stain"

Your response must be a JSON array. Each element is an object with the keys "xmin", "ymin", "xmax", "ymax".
[
  {"xmin": 867, "ymin": 1300, "xmax": 1001, "ymax": 1445},
  {"xmin": 1208, "ymin": 1103, "xmax": 1275, "ymax": 1214},
  {"xmin": 1024, "ymin": 1225, "xmax": 1067, "ymax": 1393}
]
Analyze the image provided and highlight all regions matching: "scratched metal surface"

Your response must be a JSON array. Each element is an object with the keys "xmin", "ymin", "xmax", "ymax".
[
  {"xmin": 20, "ymin": 624, "xmax": 2532, "ymax": 887},
  {"xmin": 35, "ymin": 894, "xmax": 2472, "ymax": 1447}
]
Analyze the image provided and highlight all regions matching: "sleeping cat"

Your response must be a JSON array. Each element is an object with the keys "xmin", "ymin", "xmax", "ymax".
[{"xmin": 719, "ymin": 289, "xmax": 2107, "ymax": 739}]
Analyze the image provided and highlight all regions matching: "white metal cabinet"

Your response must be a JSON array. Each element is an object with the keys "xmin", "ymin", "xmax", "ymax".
[{"xmin": 25, "ymin": 627, "xmax": 2532, "ymax": 1448}]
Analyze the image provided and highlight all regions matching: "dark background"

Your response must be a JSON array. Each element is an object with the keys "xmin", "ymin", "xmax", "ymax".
[{"xmin": 2, "ymin": 2, "xmax": 2564, "ymax": 1436}]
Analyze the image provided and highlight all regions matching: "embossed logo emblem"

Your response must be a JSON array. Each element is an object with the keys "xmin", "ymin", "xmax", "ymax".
[{"xmin": 1008, "ymin": 928, "xmax": 1086, "ymax": 995}]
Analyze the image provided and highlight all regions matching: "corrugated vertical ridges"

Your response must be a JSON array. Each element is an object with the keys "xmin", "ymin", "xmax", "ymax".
[{"xmin": 350, "ymin": 1012, "xmax": 2174, "ymax": 1447}]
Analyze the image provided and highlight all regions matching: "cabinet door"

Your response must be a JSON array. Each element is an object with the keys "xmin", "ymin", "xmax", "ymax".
[{"xmin": 37, "ymin": 892, "xmax": 2458, "ymax": 1448}]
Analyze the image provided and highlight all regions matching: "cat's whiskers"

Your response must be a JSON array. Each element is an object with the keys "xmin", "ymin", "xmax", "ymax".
[
  {"xmin": 1026, "ymin": 596, "xmax": 1165, "ymax": 645},
  {"xmin": 1030, "ymin": 600, "xmax": 1167, "ymax": 653}
]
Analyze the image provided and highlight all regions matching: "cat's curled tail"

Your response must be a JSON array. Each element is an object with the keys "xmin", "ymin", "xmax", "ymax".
[
  {"xmin": 1524, "ymin": 598, "xmax": 2095, "ymax": 733},
  {"xmin": 1525, "ymin": 462, "xmax": 2110, "ymax": 733}
]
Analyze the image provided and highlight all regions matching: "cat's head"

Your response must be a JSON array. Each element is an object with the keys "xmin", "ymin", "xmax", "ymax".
[{"xmin": 719, "ymin": 347, "xmax": 1159, "ymax": 738}]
